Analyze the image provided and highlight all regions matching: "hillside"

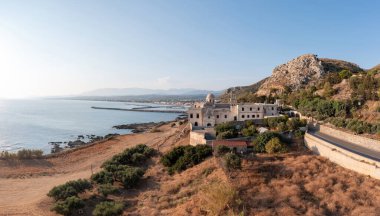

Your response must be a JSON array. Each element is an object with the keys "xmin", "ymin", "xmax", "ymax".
[{"xmin": 222, "ymin": 54, "xmax": 365, "ymax": 98}]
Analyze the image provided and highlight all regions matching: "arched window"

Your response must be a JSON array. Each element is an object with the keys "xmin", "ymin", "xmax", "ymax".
[
  {"xmin": 196, "ymin": 114, "xmax": 199, "ymax": 118},
  {"xmin": 207, "ymin": 123, "xmax": 212, "ymax": 127},
  {"xmin": 194, "ymin": 122, "xmax": 198, "ymax": 126},
  {"xmin": 190, "ymin": 114, "xmax": 193, "ymax": 118}
]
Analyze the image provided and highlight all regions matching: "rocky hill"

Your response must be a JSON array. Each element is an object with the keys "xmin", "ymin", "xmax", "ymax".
[{"xmin": 222, "ymin": 54, "xmax": 365, "ymax": 98}]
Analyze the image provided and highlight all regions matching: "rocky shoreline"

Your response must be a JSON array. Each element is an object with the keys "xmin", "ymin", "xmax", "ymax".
[
  {"xmin": 49, "ymin": 133, "xmax": 119, "ymax": 154},
  {"xmin": 113, "ymin": 121, "xmax": 167, "ymax": 133}
]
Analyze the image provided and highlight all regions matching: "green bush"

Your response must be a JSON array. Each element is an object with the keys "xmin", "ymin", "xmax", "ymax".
[
  {"xmin": 161, "ymin": 145, "xmax": 212, "ymax": 174},
  {"xmin": 0, "ymin": 149, "xmax": 43, "ymax": 160},
  {"xmin": 265, "ymin": 138, "xmax": 287, "ymax": 154},
  {"xmin": 98, "ymin": 184, "xmax": 118, "ymax": 197},
  {"xmin": 215, "ymin": 122, "xmax": 236, "ymax": 134},
  {"xmin": 241, "ymin": 125, "xmax": 256, "ymax": 137},
  {"xmin": 216, "ymin": 130, "xmax": 237, "ymax": 140},
  {"xmin": 48, "ymin": 179, "xmax": 92, "ymax": 201},
  {"xmin": 92, "ymin": 170, "xmax": 114, "ymax": 185},
  {"xmin": 93, "ymin": 201, "xmax": 124, "ymax": 216},
  {"xmin": 118, "ymin": 167, "xmax": 145, "ymax": 188},
  {"xmin": 102, "ymin": 144, "xmax": 155, "ymax": 168},
  {"xmin": 252, "ymin": 132, "xmax": 281, "ymax": 153},
  {"xmin": 339, "ymin": 69, "xmax": 353, "ymax": 79},
  {"xmin": 224, "ymin": 153, "xmax": 241, "ymax": 170},
  {"xmin": 51, "ymin": 196, "xmax": 84, "ymax": 215},
  {"xmin": 215, "ymin": 145, "xmax": 231, "ymax": 156}
]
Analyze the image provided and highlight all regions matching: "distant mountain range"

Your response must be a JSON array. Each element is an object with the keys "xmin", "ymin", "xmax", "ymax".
[{"xmin": 80, "ymin": 88, "xmax": 223, "ymax": 96}]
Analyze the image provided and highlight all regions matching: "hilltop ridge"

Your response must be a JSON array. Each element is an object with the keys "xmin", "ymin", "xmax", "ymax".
[{"xmin": 222, "ymin": 54, "xmax": 367, "ymax": 98}]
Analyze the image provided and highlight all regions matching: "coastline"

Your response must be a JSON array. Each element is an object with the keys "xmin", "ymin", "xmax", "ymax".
[{"xmin": 0, "ymin": 121, "xmax": 190, "ymax": 215}]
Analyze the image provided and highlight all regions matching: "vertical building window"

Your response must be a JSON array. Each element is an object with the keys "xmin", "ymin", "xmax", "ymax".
[
  {"xmin": 208, "ymin": 116, "xmax": 210, "ymax": 119},
  {"xmin": 250, "ymin": 107, "xmax": 252, "ymax": 111},
  {"xmin": 272, "ymin": 107, "xmax": 274, "ymax": 110},
  {"xmin": 247, "ymin": 115, "xmax": 250, "ymax": 118},
  {"xmin": 242, "ymin": 115, "xmax": 245, "ymax": 118},
  {"xmin": 225, "ymin": 115, "xmax": 227, "ymax": 118},
  {"xmin": 258, "ymin": 107, "xmax": 260, "ymax": 111},
  {"xmin": 196, "ymin": 114, "xmax": 199, "ymax": 118},
  {"xmin": 242, "ymin": 107, "xmax": 245, "ymax": 111},
  {"xmin": 217, "ymin": 115, "xmax": 219, "ymax": 118},
  {"xmin": 257, "ymin": 115, "xmax": 259, "ymax": 118},
  {"xmin": 190, "ymin": 114, "xmax": 193, "ymax": 118}
]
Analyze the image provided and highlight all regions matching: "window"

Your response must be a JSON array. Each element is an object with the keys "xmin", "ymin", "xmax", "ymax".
[
  {"xmin": 250, "ymin": 107, "xmax": 252, "ymax": 111},
  {"xmin": 272, "ymin": 107, "xmax": 274, "ymax": 110},
  {"xmin": 242, "ymin": 107, "xmax": 245, "ymax": 111},
  {"xmin": 208, "ymin": 116, "xmax": 210, "ymax": 119},
  {"xmin": 257, "ymin": 115, "xmax": 259, "ymax": 118},
  {"xmin": 225, "ymin": 115, "xmax": 227, "ymax": 118},
  {"xmin": 190, "ymin": 114, "xmax": 193, "ymax": 118},
  {"xmin": 217, "ymin": 115, "xmax": 219, "ymax": 118},
  {"xmin": 258, "ymin": 107, "xmax": 260, "ymax": 111},
  {"xmin": 242, "ymin": 115, "xmax": 245, "ymax": 118},
  {"xmin": 196, "ymin": 114, "xmax": 199, "ymax": 118},
  {"xmin": 194, "ymin": 122, "xmax": 198, "ymax": 126},
  {"xmin": 247, "ymin": 115, "xmax": 250, "ymax": 118}
]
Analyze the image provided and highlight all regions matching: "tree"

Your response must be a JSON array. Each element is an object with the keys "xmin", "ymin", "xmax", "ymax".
[
  {"xmin": 265, "ymin": 138, "xmax": 287, "ymax": 154},
  {"xmin": 252, "ymin": 132, "xmax": 281, "ymax": 153}
]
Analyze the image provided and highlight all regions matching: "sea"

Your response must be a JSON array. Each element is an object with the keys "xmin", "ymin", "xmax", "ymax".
[{"xmin": 0, "ymin": 99, "xmax": 183, "ymax": 154}]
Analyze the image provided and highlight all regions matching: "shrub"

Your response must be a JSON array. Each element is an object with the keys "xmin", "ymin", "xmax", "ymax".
[
  {"xmin": 93, "ymin": 201, "xmax": 124, "ymax": 216},
  {"xmin": 118, "ymin": 167, "xmax": 145, "ymax": 188},
  {"xmin": 241, "ymin": 125, "xmax": 257, "ymax": 137},
  {"xmin": 252, "ymin": 132, "xmax": 281, "ymax": 153},
  {"xmin": 265, "ymin": 138, "xmax": 287, "ymax": 154},
  {"xmin": 216, "ymin": 130, "xmax": 237, "ymax": 140},
  {"xmin": 0, "ymin": 149, "xmax": 44, "ymax": 160},
  {"xmin": 215, "ymin": 145, "xmax": 231, "ymax": 156},
  {"xmin": 201, "ymin": 181, "xmax": 236, "ymax": 215},
  {"xmin": 51, "ymin": 196, "xmax": 84, "ymax": 215},
  {"xmin": 224, "ymin": 153, "xmax": 241, "ymax": 170},
  {"xmin": 101, "ymin": 144, "xmax": 155, "ymax": 167},
  {"xmin": 92, "ymin": 171, "xmax": 114, "ymax": 185},
  {"xmin": 215, "ymin": 122, "xmax": 236, "ymax": 134},
  {"xmin": 98, "ymin": 184, "xmax": 118, "ymax": 197},
  {"xmin": 161, "ymin": 145, "xmax": 212, "ymax": 174},
  {"xmin": 48, "ymin": 179, "xmax": 92, "ymax": 201}
]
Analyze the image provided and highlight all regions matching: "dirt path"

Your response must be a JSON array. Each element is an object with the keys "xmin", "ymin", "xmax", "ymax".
[{"xmin": 0, "ymin": 124, "xmax": 188, "ymax": 216}]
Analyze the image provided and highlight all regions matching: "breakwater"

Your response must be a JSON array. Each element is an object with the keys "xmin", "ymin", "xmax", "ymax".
[{"xmin": 91, "ymin": 106, "xmax": 186, "ymax": 114}]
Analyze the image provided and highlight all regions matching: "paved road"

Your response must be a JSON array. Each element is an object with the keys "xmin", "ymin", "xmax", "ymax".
[{"xmin": 308, "ymin": 131, "xmax": 380, "ymax": 162}]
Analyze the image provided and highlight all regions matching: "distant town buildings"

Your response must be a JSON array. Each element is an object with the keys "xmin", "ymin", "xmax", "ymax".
[{"xmin": 188, "ymin": 93, "xmax": 280, "ymax": 128}]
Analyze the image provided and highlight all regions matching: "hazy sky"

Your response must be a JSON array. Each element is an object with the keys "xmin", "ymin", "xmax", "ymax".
[{"xmin": 1, "ymin": 0, "xmax": 379, "ymax": 98}]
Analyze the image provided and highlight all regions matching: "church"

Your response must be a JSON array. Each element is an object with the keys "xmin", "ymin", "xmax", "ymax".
[{"xmin": 188, "ymin": 93, "xmax": 280, "ymax": 127}]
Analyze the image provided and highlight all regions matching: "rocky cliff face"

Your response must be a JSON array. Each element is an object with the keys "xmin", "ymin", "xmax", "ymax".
[
  {"xmin": 220, "ymin": 54, "xmax": 365, "ymax": 100},
  {"xmin": 256, "ymin": 54, "xmax": 325, "ymax": 96}
]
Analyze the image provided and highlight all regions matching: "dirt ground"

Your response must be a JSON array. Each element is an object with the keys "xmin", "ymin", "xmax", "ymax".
[
  {"xmin": 230, "ymin": 151, "xmax": 380, "ymax": 216},
  {"xmin": 0, "ymin": 123, "xmax": 190, "ymax": 216},
  {"xmin": 2, "ymin": 122, "xmax": 380, "ymax": 216}
]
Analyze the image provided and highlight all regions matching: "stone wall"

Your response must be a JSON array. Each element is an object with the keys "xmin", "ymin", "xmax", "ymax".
[
  {"xmin": 190, "ymin": 131, "xmax": 207, "ymax": 146},
  {"xmin": 305, "ymin": 133, "xmax": 380, "ymax": 180},
  {"xmin": 319, "ymin": 125, "xmax": 380, "ymax": 152}
]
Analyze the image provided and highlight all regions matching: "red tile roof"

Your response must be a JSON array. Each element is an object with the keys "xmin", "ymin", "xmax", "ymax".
[{"xmin": 212, "ymin": 140, "xmax": 249, "ymax": 148}]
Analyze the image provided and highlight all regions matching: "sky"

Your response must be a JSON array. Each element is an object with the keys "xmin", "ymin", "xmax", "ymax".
[{"xmin": 0, "ymin": 0, "xmax": 379, "ymax": 98}]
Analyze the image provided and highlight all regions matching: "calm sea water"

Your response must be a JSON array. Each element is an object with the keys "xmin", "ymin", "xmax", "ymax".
[{"xmin": 0, "ymin": 99, "xmax": 181, "ymax": 153}]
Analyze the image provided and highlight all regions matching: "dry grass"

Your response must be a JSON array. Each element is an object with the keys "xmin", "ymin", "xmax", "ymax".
[
  {"xmin": 229, "ymin": 151, "xmax": 380, "ymax": 216},
  {"xmin": 199, "ymin": 180, "xmax": 236, "ymax": 215}
]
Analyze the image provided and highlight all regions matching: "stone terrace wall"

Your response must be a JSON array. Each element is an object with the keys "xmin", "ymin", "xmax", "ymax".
[
  {"xmin": 305, "ymin": 133, "xmax": 380, "ymax": 180},
  {"xmin": 319, "ymin": 125, "xmax": 380, "ymax": 152},
  {"xmin": 190, "ymin": 131, "xmax": 207, "ymax": 146}
]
